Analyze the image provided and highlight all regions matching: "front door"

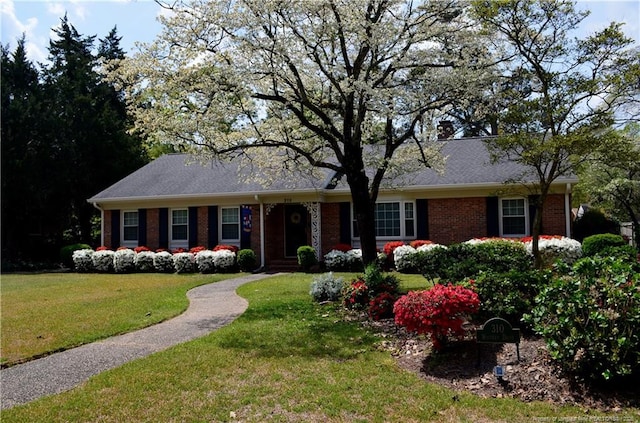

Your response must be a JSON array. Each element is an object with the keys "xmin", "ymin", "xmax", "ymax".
[{"xmin": 284, "ymin": 204, "xmax": 308, "ymax": 257}]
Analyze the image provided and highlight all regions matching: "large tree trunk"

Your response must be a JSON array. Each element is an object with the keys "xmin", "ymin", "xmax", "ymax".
[
  {"xmin": 531, "ymin": 188, "xmax": 549, "ymax": 269},
  {"xmin": 347, "ymin": 171, "xmax": 378, "ymax": 266}
]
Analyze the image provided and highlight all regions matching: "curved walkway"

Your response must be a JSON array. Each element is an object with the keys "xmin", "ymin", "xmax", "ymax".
[{"xmin": 0, "ymin": 273, "xmax": 275, "ymax": 410}]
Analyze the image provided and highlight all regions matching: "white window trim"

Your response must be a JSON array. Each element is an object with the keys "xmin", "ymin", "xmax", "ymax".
[
  {"xmin": 499, "ymin": 197, "xmax": 529, "ymax": 238},
  {"xmin": 170, "ymin": 208, "xmax": 189, "ymax": 250},
  {"xmin": 220, "ymin": 206, "xmax": 241, "ymax": 243},
  {"xmin": 352, "ymin": 201, "xmax": 416, "ymax": 241},
  {"xmin": 121, "ymin": 210, "xmax": 138, "ymax": 247}
]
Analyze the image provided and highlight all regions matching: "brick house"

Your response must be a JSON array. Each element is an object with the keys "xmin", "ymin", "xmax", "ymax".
[{"xmin": 88, "ymin": 138, "xmax": 577, "ymax": 269}]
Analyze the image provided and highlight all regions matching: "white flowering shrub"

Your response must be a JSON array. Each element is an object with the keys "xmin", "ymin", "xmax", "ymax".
[
  {"xmin": 525, "ymin": 236, "xmax": 582, "ymax": 266},
  {"xmin": 213, "ymin": 249, "xmax": 236, "ymax": 272},
  {"xmin": 393, "ymin": 245, "xmax": 417, "ymax": 273},
  {"xmin": 92, "ymin": 250, "xmax": 115, "ymax": 273},
  {"xmin": 72, "ymin": 249, "xmax": 94, "ymax": 272},
  {"xmin": 134, "ymin": 251, "xmax": 156, "ymax": 272},
  {"xmin": 310, "ymin": 272, "xmax": 344, "ymax": 302},
  {"xmin": 173, "ymin": 252, "xmax": 195, "ymax": 273},
  {"xmin": 324, "ymin": 250, "xmax": 349, "ymax": 271},
  {"xmin": 417, "ymin": 243, "xmax": 447, "ymax": 252},
  {"xmin": 154, "ymin": 251, "xmax": 175, "ymax": 273},
  {"xmin": 114, "ymin": 249, "xmax": 136, "ymax": 273},
  {"xmin": 195, "ymin": 250, "xmax": 216, "ymax": 273},
  {"xmin": 345, "ymin": 249, "xmax": 364, "ymax": 270}
]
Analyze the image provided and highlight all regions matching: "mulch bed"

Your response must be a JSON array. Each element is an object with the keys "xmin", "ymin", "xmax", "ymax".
[{"xmin": 348, "ymin": 312, "xmax": 639, "ymax": 412}]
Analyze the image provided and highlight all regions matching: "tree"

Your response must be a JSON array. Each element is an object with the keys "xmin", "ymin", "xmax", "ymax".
[
  {"xmin": 115, "ymin": 0, "xmax": 490, "ymax": 265},
  {"xmin": 576, "ymin": 123, "xmax": 640, "ymax": 247},
  {"xmin": 472, "ymin": 0, "xmax": 640, "ymax": 267}
]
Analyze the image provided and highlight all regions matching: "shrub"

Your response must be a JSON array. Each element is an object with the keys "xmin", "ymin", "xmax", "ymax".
[
  {"xmin": 342, "ymin": 277, "xmax": 369, "ymax": 310},
  {"xmin": 195, "ymin": 250, "xmax": 216, "ymax": 273},
  {"xmin": 368, "ymin": 292, "xmax": 397, "ymax": 321},
  {"xmin": 383, "ymin": 241, "xmax": 404, "ymax": 257},
  {"xmin": 393, "ymin": 245, "xmax": 418, "ymax": 273},
  {"xmin": 410, "ymin": 240, "xmax": 433, "ymax": 249},
  {"xmin": 61, "ymin": 243, "xmax": 92, "ymax": 268},
  {"xmin": 345, "ymin": 249, "xmax": 364, "ymax": 271},
  {"xmin": 324, "ymin": 250, "xmax": 349, "ymax": 271},
  {"xmin": 153, "ymin": 251, "xmax": 175, "ymax": 273},
  {"xmin": 297, "ymin": 245, "xmax": 318, "ymax": 272},
  {"xmin": 523, "ymin": 236, "xmax": 582, "ymax": 266},
  {"xmin": 134, "ymin": 251, "xmax": 156, "ymax": 272},
  {"xmin": 331, "ymin": 243, "xmax": 352, "ymax": 252},
  {"xmin": 394, "ymin": 284, "xmax": 480, "ymax": 351},
  {"xmin": 72, "ymin": 249, "xmax": 94, "ymax": 272},
  {"xmin": 581, "ymin": 233, "xmax": 627, "ymax": 257},
  {"xmin": 464, "ymin": 270, "xmax": 549, "ymax": 329},
  {"xmin": 413, "ymin": 245, "xmax": 451, "ymax": 282},
  {"xmin": 212, "ymin": 249, "xmax": 236, "ymax": 272},
  {"xmin": 134, "ymin": 246, "xmax": 150, "ymax": 253},
  {"xmin": 573, "ymin": 208, "xmax": 620, "ymax": 242},
  {"xmin": 173, "ymin": 252, "xmax": 195, "ymax": 273},
  {"xmin": 189, "ymin": 246, "xmax": 207, "ymax": 254},
  {"xmin": 310, "ymin": 272, "xmax": 344, "ymax": 302},
  {"xmin": 525, "ymin": 257, "xmax": 640, "ymax": 382},
  {"xmin": 363, "ymin": 264, "xmax": 399, "ymax": 296},
  {"xmin": 92, "ymin": 249, "xmax": 115, "ymax": 273},
  {"xmin": 113, "ymin": 248, "xmax": 136, "ymax": 273},
  {"xmin": 213, "ymin": 244, "xmax": 239, "ymax": 253},
  {"xmin": 237, "ymin": 249, "xmax": 257, "ymax": 272}
]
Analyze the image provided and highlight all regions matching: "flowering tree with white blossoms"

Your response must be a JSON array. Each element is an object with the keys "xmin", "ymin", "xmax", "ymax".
[{"xmin": 114, "ymin": 0, "xmax": 492, "ymax": 265}]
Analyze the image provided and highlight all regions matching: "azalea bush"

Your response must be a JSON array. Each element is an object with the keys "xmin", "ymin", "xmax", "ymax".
[
  {"xmin": 212, "ymin": 249, "xmax": 236, "ymax": 272},
  {"xmin": 195, "ymin": 250, "xmax": 216, "ymax": 273},
  {"xmin": 309, "ymin": 272, "xmax": 344, "ymax": 302},
  {"xmin": 173, "ymin": 252, "xmax": 195, "ymax": 273},
  {"xmin": 394, "ymin": 284, "xmax": 480, "ymax": 350},
  {"xmin": 323, "ymin": 248, "xmax": 363, "ymax": 271},
  {"xmin": 153, "ymin": 251, "xmax": 175, "ymax": 273},
  {"xmin": 342, "ymin": 277, "xmax": 369, "ymax": 310},
  {"xmin": 134, "ymin": 251, "xmax": 156, "ymax": 272},
  {"xmin": 92, "ymin": 250, "xmax": 115, "ymax": 273},
  {"xmin": 114, "ymin": 248, "xmax": 136, "ymax": 273},
  {"xmin": 523, "ymin": 235, "xmax": 582, "ymax": 266},
  {"xmin": 72, "ymin": 249, "xmax": 94, "ymax": 272},
  {"xmin": 393, "ymin": 245, "xmax": 417, "ymax": 273},
  {"xmin": 525, "ymin": 256, "xmax": 640, "ymax": 382},
  {"xmin": 368, "ymin": 292, "xmax": 397, "ymax": 321}
]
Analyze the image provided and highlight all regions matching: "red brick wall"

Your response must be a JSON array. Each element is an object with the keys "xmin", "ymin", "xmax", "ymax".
[
  {"xmin": 320, "ymin": 203, "xmax": 341, "ymax": 255},
  {"xmin": 103, "ymin": 211, "xmax": 112, "ymax": 248},
  {"xmin": 146, "ymin": 209, "xmax": 160, "ymax": 250},
  {"xmin": 540, "ymin": 194, "xmax": 567, "ymax": 236},
  {"xmin": 428, "ymin": 197, "xmax": 487, "ymax": 245}
]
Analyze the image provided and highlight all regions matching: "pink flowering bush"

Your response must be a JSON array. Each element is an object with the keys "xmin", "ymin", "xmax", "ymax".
[{"xmin": 394, "ymin": 284, "xmax": 480, "ymax": 350}]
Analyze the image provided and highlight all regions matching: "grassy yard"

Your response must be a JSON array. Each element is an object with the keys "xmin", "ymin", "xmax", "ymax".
[
  {"xmin": 2, "ymin": 272, "xmax": 637, "ymax": 422},
  {"xmin": 0, "ymin": 272, "xmax": 241, "ymax": 366}
]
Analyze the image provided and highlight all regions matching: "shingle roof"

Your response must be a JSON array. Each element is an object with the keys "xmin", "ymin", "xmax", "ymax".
[{"xmin": 89, "ymin": 138, "xmax": 577, "ymax": 202}]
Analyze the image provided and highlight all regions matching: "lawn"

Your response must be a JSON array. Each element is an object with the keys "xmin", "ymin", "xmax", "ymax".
[
  {"xmin": 0, "ymin": 272, "xmax": 241, "ymax": 366},
  {"xmin": 2, "ymin": 272, "xmax": 637, "ymax": 422}
]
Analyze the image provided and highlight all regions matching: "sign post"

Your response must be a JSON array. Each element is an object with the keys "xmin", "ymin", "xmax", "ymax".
[{"xmin": 476, "ymin": 317, "xmax": 521, "ymax": 367}]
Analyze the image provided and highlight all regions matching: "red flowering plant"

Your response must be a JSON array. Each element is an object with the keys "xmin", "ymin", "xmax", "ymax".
[
  {"xmin": 368, "ymin": 292, "xmax": 397, "ymax": 321},
  {"xmin": 342, "ymin": 277, "xmax": 369, "ymax": 310},
  {"xmin": 189, "ymin": 246, "xmax": 207, "ymax": 254},
  {"xmin": 332, "ymin": 243, "xmax": 353, "ymax": 253},
  {"xmin": 96, "ymin": 246, "xmax": 109, "ymax": 251},
  {"xmin": 134, "ymin": 246, "xmax": 150, "ymax": 253},
  {"xmin": 410, "ymin": 240, "xmax": 433, "ymax": 249},
  {"xmin": 393, "ymin": 283, "xmax": 480, "ymax": 351}
]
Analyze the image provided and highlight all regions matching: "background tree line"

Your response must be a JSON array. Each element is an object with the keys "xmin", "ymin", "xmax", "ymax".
[{"xmin": 1, "ymin": 16, "xmax": 148, "ymax": 267}]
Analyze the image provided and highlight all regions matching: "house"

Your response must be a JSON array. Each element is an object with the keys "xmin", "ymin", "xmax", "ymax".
[{"xmin": 88, "ymin": 138, "xmax": 577, "ymax": 269}]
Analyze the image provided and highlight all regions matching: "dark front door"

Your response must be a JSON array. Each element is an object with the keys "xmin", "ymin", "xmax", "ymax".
[{"xmin": 285, "ymin": 204, "xmax": 308, "ymax": 257}]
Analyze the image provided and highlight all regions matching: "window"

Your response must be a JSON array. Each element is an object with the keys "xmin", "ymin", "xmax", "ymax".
[
  {"xmin": 221, "ymin": 207, "xmax": 240, "ymax": 241},
  {"xmin": 500, "ymin": 198, "xmax": 528, "ymax": 236},
  {"xmin": 353, "ymin": 201, "xmax": 415, "ymax": 239},
  {"xmin": 122, "ymin": 211, "xmax": 138, "ymax": 244},
  {"xmin": 171, "ymin": 209, "xmax": 188, "ymax": 242}
]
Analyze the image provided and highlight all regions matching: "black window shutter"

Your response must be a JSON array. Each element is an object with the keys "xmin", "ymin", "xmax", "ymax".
[
  {"xmin": 111, "ymin": 210, "xmax": 120, "ymax": 248},
  {"xmin": 138, "ymin": 209, "xmax": 147, "ymax": 246},
  {"xmin": 159, "ymin": 208, "xmax": 169, "ymax": 249},
  {"xmin": 189, "ymin": 207, "xmax": 198, "ymax": 248},
  {"xmin": 416, "ymin": 199, "xmax": 429, "ymax": 240},
  {"xmin": 486, "ymin": 197, "xmax": 500, "ymax": 237},
  {"xmin": 339, "ymin": 202, "xmax": 351, "ymax": 245},
  {"xmin": 208, "ymin": 206, "xmax": 218, "ymax": 248}
]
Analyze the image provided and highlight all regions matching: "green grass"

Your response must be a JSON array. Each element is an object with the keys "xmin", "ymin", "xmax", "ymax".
[
  {"xmin": 0, "ymin": 272, "xmax": 241, "ymax": 366},
  {"xmin": 3, "ymin": 273, "xmax": 638, "ymax": 422}
]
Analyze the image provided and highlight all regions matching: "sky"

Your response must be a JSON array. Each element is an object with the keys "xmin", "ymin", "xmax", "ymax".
[{"xmin": 1, "ymin": 0, "xmax": 639, "ymax": 65}]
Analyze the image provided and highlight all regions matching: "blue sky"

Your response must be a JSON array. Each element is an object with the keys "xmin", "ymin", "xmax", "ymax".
[{"xmin": 1, "ymin": 0, "xmax": 639, "ymax": 64}]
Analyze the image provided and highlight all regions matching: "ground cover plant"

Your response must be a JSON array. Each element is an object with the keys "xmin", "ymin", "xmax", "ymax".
[
  {"xmin": 0, "ymin": 273, "xmax": 240, "ymax": 367},
  {"xmin": 3, "ymin": 273, "xmax": 630, "ymax": 422}
]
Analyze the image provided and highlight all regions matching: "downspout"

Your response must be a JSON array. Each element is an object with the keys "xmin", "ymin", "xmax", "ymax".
[
  {"xmin": 255, "ymin": 195, "xmax": 266, "ymax": 271},
  {"xmin": 91, "ymin": 202, "xmax": 104, "ymax": 247},
  {"xmin": 565, "ymin": 184, "xmax": 572, "ymax": 238}
]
